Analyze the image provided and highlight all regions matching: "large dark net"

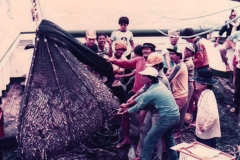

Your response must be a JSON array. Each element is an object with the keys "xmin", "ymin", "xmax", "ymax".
[{"xmin": 17, "ymin": 19, "xmax": 120, "ymax": 159}]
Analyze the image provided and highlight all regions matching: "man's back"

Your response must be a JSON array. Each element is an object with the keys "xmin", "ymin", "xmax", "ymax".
[{"xmin": 169, "ymin": 62, "xmax": 188, "ymax": 98}]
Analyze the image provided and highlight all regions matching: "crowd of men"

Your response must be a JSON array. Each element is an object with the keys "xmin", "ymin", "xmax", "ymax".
[{"xmin": 82, "ymin": 15, "xmax": 240, "ymax": 160}]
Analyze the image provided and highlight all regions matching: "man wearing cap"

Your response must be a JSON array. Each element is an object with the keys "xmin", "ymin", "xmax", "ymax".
[
  {"xmin": 183, "ymin": 43, "xmax": 195, "ymax": 119},
  {"xmin": 214, "ymin": 9, "xmax": 239, "ymax": 71},
  {"xmin": 168, "ymin": 47, "xmax": 188, "ymax": 138},
  {"xmin": 120, "ymin": 67, "xmax": 179, "ymax": 160},
  {"xmin": 182, "ymin": 28, "xmax": 210, "ymax": 128},
  {"xmin": 107, "ymin": 43, "xmax": 156, "ymax": 148},
  {"xmin": 193, "ymin": 69, "xmax": 221, "ymax": 148},
  {"xmin": 110, "ymin": 16, "xmax": 135, "ymax": 58},
  {"xmin": 131, "ymin": 53, "xmax": 170, "ymax": 160},
  {"xmin": 84, "ymin": 30, "xmax": 98, "ymax": 53},
  {"xmin": 161, "ymin": 29, "xmax": 181, "ymax": 74},
  {"xmin": 181, "ymin": 28, "xmax": 209, "ymax": 71}
]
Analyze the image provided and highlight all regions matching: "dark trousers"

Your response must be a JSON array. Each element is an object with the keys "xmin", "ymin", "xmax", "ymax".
[
  {"xmin": 126, "ymin": 77, "xmax": 135, "ymax": 94},
  {"xmin": 127, "ymin": 91, "xmax": 136, "ymax": 100},
  {"xmin": 195, "ymin": 65, "xmax": 210, "ymax": 75},
  {"xmin": 196, "ymin": 137, "xmax": 217, "ymax": 149},
  {"xmin": 111, "ymin": 85, "xmax": 127, "ymax": 103},
  {"xmin": 163, "ymin": 68, "xmax": 168, "ymax": 74},
  {"xmin": 234, "ymin": 68, "xmax": 240, "ymax": 113}
]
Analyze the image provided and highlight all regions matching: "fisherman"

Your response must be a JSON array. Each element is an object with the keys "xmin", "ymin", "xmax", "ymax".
[
  {"xmin": 193, "ymin": 69, "xmax": 221, "ymax": 149},
  {"xmin": 181, "ymin": 28, "xmax": 209, "ymax": 71},
  {"xmin": 96, "ymin": 32, "xmax": 113, "ymax": 57},
  {"xmin": 183, "ymin": 43, "xmax": 195, "ymax": 123},
  {"xmin": 181, "ymin": 28, "xmax": 210, "ymax": 128},
  {"xmin": 230, "ymin": 43, "xmax": 240, "ymax": 114},
  {"xmin": 107, "ymin": 43, "xmax": 156, "ymax": 148},
  {"xmin": 110, "ymin": 16, "xmax": 135, "ymax": 59},
  {"xmin": 110, "ymin": 40, "xmax": 128, "ymax": 103},
  {"xmin": 167, "ymin": 48, "xmax": 188, "ymax": 138},
  {"xmin": 130, "ymin": 53, "xmax": 170, "ymax": 160},
  {"xmin": 84, "ymin": 30, "xmax": 98, "ymax": 53},
  {"xmin": 120, "ymin": 67, "xmax": 179, "ymax": 160},
  {"xmin": 214, "ymin": 9, "xmax": 240, "ymax": 71},
  {"xmin": 161, "ymin": 29, "xmax": 181, "ymax": 74},
  {"xmin": 110, "ymin": 16, "xmax": 135, "ymax": 84},
  {"xmin": 115, "ymin": 45, "xmax": 144, "ymax": 94}
]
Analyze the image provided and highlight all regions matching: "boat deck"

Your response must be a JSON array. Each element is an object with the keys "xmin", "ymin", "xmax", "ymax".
[{"xmin": 0, "ymin": 75, "xmax": 240, "ymax": 159}]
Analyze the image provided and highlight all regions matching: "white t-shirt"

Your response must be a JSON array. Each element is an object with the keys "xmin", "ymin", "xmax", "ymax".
[
  {"xmin": 111, "ymin": 30, "xmax": 133, "ymax": 56},
  {"xmin": 195, "ymin": 89, "xmax": 221, "ymax": 139}
]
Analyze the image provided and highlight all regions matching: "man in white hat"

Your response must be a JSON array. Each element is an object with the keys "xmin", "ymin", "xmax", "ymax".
[
  {"xmin": 84, "ymin": 30, "xmax": 98, "ymax": 53},
  {"xmin": 108, "ymin": 43, "xmax": 156, "ymax": 150},
  {"xmin": 120, "ymin": 67, "xmax": 179, "ymax": 160},
  {"xmin": 129, "ymin": 53, "xmax": 170, "ymax": 160}
]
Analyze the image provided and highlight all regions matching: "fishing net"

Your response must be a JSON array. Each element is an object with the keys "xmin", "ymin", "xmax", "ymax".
[{"xmin": 17, "ymin": 19, "xmax": 120, "ymax": 159}]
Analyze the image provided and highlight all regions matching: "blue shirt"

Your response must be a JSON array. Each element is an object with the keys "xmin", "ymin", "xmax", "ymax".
[{"xmin": 128, "ymin": 83, "xmax": 179, "ymax": 117}]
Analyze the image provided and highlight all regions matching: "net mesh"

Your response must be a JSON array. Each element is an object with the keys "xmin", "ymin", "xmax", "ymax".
[{"xmin": 17, "ymin": 19, "xmax": 120, "ymax": 159}]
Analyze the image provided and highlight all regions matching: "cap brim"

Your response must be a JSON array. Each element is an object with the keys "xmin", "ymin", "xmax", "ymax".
[
  {"xmin": 185, "ymin": 47, "xmax": 195, "ymax": 53},
  {"xmin": 139, "ymin": 70, "xmax": 148, "ymax": 75},
  {"xmin": 87, "ymin": 36, "xmax": 96, "ymax": 39},
  {"xmin": 145, "ymin": 63, "xmax": 154, "ymax": 67},
  {"xmin": 167, "ymin": 48, "xmax": 181, "ymax": 54},
  {"xmin": 167, "ymin": 48, "xmax": 175, "ymax": 52},
  {"xmin": 193, "ymin": 77, "xmax": 218, "ymax": 85},
  {"xmin": 142, "ymin": 44, "xmax": 155, "ymax": 49}
]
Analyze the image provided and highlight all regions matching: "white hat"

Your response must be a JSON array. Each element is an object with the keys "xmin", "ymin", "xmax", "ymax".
[
  {"xmin": 139, "ymin": 67, "xmax": 158, "ymax": 77},
  {"xmin": 168, "ymin": 29, "xmax": 180, "ymax": 37},
  {"xmin": 145, "ymin": 52, "xmax": 163, "ymax": 67},
  {"xmin": 86, "ymin": 30, "xmax": 96, "ymax": 39},
  {"xmin": 185, "ymin": 43, "xmax": 195, "ymax": 53}
]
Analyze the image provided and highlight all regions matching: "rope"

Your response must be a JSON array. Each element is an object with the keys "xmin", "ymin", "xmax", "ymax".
[
  {"xmin": 155, "ymin": 15, "xmax": 240, "ymax": 39},
  {"xmin": 142, "ymin": 0, "xmax": 240, "ymax": 20}
]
